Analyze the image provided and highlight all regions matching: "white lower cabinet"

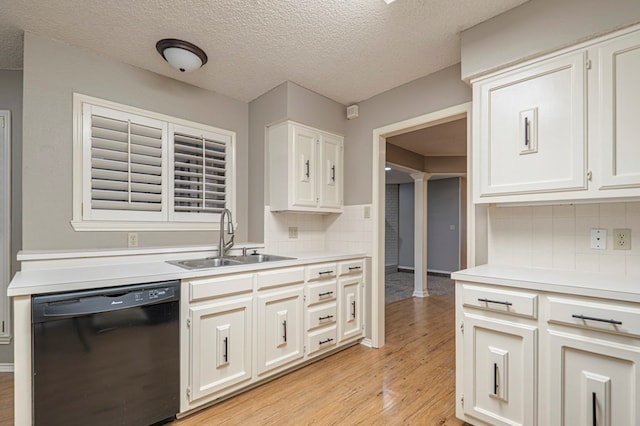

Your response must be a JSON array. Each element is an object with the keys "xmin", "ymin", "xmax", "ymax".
[
  {"xmin": 257, "ymin": 286, "xmax": 304, "ymax": 376},
  {"xmin": 456, "ymin": 278, "xmax": 640, "ymax": 426},
  {"xmin": 548, "ymin": 330, "xmax": 640, "ymax": 426},
  {"xmin": 462, "ymin": 314, "xmax": 538, "ymax": 426},
  {"xmin": 181, "ymin": 257, "xmax": 365, "ymax": 414},
  {"xmin": 188, "ymin": 296, "xmax": 253, "ymax": 402},
  {"xmin": 338, "ymin": 276, "xmax": 363, "ymax": 342}
]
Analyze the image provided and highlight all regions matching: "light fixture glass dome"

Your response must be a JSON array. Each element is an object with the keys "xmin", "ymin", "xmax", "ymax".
[{"xmin": 156, "ymin": 39, "xmax": 208, "ymax": 73}]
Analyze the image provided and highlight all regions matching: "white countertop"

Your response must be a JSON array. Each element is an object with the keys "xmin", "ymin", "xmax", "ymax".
[
  {"xmin": 452, "ymin": 264, "xmax": 640, "ymax": 303},
  {"xmin": 8, "ymin": 251, "xmax": 366, "ymax": 297}
]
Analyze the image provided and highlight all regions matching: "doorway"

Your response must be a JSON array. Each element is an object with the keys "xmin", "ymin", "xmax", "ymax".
[{"xmin": 370, "ymin": 103, "xmax": 475, "ymax": 348}]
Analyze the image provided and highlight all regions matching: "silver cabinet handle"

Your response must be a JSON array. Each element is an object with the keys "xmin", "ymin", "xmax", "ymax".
[
  {"xmin": 572, "ymin": 314, "xmax": 622, "ymax": 325},
  {"xmin": 348, "ymin": 266, "xmax": 361, "ymax": 271},
  {"xmin": 318, "ymin": 291, "xmax": 334, "ymax": 297},
  {"xmin": 223, "ymin": 337, "xmax": 228, "ymax": 363},
  {"xmin": 318, "ymin": 270, "xmax": 334, "ymax": 276},
  {"xmin": 331, "ymin": 164, "xmax": 336, "ymax": 182},
  {"xmin": 524, "ymin": 116, "xmax": 530, "ymax": 146},
  {"xmin": 305, "ymin": 160, "xmax": 310, "ymax": 179},
  {"xmin": 319, "ymin": 338, "xmax": 334, "ymax": 345}
]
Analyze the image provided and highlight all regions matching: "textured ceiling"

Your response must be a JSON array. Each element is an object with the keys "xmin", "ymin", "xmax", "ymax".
[
  {"xmin": 387, "ymin": 118, "xmax": 467, "ymax": 157},
  {"xmin": 0, "ymin": 0, "xmax": 528, "ymax": 104}
]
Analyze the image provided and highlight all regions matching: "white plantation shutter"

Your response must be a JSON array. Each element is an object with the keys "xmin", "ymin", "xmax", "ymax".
[
  {"xmin": 171, "ymin": 124, "xmax": 231, "ymax": 221},
  {"xmin": 83, "ymin": 104, "xmax": 166, "ymax": 221},
  {"xmin": 73, "ymin": 94, "xmax": 235, "ymax": 230}
]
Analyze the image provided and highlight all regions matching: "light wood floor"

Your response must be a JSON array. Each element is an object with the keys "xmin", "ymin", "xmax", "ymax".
[{"xmin": 0, "ymin": 295, "xmax": 465, "ymax": 426}]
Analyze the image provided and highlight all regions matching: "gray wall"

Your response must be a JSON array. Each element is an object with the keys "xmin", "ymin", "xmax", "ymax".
[
  {"xmin": 247, "ymin": 81, "xmax": 346, "ymax": 242},
  {"xmin": 461, "ymin": 0, "xmax": 640, "ymax": 80},
  {"xmin": 22, "ymin": 33, "xmax": 249, "ymax": 250},
  {"xmin": 398, "ymin": 183, "xmax": 414, "ymax": 269},
  {"xmin": 344, "ymin": 63, "xmax": 471, "ymax": 205},
  {"xmin": 384, "ymin": 185, "xmax": 399, "ymax": 269},
  {"xmin": 427, "ymin": 178, "xmax": 460, "ymax": 273},
  {"xmin": 0, "ymin": 70, "xmax": 22, "ymax": 364}
]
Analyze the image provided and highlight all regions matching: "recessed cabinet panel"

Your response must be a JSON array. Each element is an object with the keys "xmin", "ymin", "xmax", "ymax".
[
  {"xmin": 477, "ymin": 51, "xmax": 587, "ymax": 199},
  {"xmin": 598, "ymin": 30, "xmax": 640, "ymax": 189},
  {"xmin": 257, "ymin": 287, "xmax": 304, "ymax": 376},
  {"xmin": 548, "ymin": 330, "xmax": 640, "ymax": 426},
  {"xmin": 292, "ymin": 126, "xmax": 318, "ymax": 208},
  {"xmin": 188, "ymin": 297, "xmax": 252, "ymax": 402},
  {"xmin": 463, "ymin": 313, "xmax": 537, "ymax": 426},
  {"xmin": 338, "ymin": 277, "xmax": 363, "ymax": 342},
  {"xmin": 319, "ymin": 133, "xmax": 342, "ymax": 209}
]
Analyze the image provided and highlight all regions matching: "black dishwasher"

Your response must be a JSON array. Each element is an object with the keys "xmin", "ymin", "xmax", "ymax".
[{"xmin": 32, "ymin": 280, "xmax": 180, "ymax": 426}]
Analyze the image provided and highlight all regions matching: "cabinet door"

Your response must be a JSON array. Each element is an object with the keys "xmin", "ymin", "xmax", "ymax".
[
  {"xmin": 475, "ymin": 51, "xmax": 587, "ymax": 200},
  {"xmin": 597, "ymin": 29, "xmax": 640, "ymax": 189},
  {"xmin": 548, "ymin": 330, "xmax": 640, "ymax": 426},
  {"xmin": 319, "ymin": 133, "xmax": 342, "ymax": 209},
  {"xmin": 291, "ymin": 125, "xmax": 318, "ymax": 208},
  {"xmin": 338, "ymin": 276, "xmax": 363, "ymax": 342},
  {"xmin": 257, "ymin": 287, "xmax": 304, "ymax": 375},
  {"xmin": 188, "ymin": 297, "xmax": 252, "ymax": 402},
  {"xmin": 462, "ymin": 313, "xmax": 537, "ymax": 426}
]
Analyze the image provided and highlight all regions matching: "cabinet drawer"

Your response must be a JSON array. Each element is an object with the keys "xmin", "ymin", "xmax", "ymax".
[
  {"xmin": 338, "ymin": 259, "xmax": 364, "ymax": 276},
  {"xmin": 462, "ymin": 284, "xmax": 538, "ymax": 319},
  {"xmin": 548, "ymin": 296, "xmax": 640, "ymax": 338},
  {"xmin": 189, "ymin": 273, "xmax": 253, "ymax": 302},
  {"xmin": 307, "ymin": 303, "xmax": 337, "ymax": 331},
  {"xmin": 306, "ymin": 263, "xmax": 337, "ymax": 281},
  {"xmin": 307, "ymin": 281, "xmax": 337, "ymax": 306},
  {"xmin": 256, "ymin": 267, "xmax": 305, "ymax": 290},
  {"xmin": 307, "ymin": 326, "xmax": 337, "ymax": 356}
]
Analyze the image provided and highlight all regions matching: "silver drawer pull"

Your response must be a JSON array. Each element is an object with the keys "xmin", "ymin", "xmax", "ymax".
[
  {"xmin": 318, "ymin": 270, "xmax": 334, "ymax": 276},
  {"xmin": 572, "ymin": 314, "xmax": 622, "ymax": 325},
  {"xmin": 319, "ymin": 315, "xmax": 334, "ymax": 321},
  {"xmin": 348, "ymin": 266, "xmax": 361, "ymax": 271},
  {"xmin": 318, "ymin": 291, "xmax": 334, "ymax": 297},
  {"xmin": 477, "ymin": 298, "xmax": 513, "ymax": 306},
  {"xmin": 319, "ymin": 338, "xmax": 334, "ymax": 345}
]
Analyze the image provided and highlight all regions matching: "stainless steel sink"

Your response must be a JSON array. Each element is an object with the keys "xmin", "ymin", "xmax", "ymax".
[
  {"xmin": 168, "ymin": 254, "xmax": 295, "ymax": 270},
  {"xmin": 230, "ymin": 254, "xmax": 295, "ymax": 264},
  {"xmin": 168, "ymin": 257, "xmax": 243, "ymax": 270}
]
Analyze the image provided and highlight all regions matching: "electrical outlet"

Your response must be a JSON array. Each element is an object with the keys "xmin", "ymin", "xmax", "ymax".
[
  {"xmin": 613, "ymin": 228, "xmax": 631, "ymax": 250},
  {"xmin": 127, "ymin": 232, "xmax": 138, "ymax": 248},
  {"xmin": 590, "ymin": 229, "xmax": 607, "ymax": 250},
  {"xmin": 288, "ymin": 227, "xmax": 298, "ymax": 239}
]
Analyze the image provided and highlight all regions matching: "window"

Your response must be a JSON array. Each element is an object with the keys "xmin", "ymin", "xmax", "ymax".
[{"xmin": 72, "ymin": 94, "xmax": 235, "ymax": 231}]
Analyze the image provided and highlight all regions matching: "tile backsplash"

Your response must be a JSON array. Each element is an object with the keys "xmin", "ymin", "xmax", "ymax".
[
  {"xmin": 264, "ymin": 205, "xmax": 373, "ymax": 256},
  {"xmin": 488, "ymin": 202, "xmax": 640, "ymax": 275}
]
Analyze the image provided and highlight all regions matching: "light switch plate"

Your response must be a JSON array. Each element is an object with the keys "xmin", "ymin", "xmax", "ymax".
[
  {"xmin": 288, "ymin": 227, "xmax": 298, "ymax": 239},
  {"xmin": 590, "ymin": 229, "xmax": 607, "ymax": 250}
]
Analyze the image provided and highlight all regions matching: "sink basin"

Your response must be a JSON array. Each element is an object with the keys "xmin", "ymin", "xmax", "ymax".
[
  {"xmin": 231, "ymin": 254, "xmax": 296, "ymax": 264},
  {"xmin": 168, "ymin": 254, "xmax": 295, "ymax": 270},
  {"xmin": 168, "ymin": 257, "xmax": 243, "ymax": 270}
]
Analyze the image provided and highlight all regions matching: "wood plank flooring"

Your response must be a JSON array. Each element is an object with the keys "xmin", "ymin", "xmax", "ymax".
[{"xmin": 0, "ymin": 294, "xmax": 466, "ymax": 426}]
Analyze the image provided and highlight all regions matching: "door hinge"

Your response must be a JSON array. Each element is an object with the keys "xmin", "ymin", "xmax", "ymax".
[
  {"xmin": 303, "ymin": 295, "xmax": 306, "ymax": 302},
  {"xmin": 303, "ymin": 345, "xmax": 307, "ymax": 353},
  {"xmin": 186, "ymin": 387, "xmax": 191, "ymax": 398},
  {"xmin": 460, "ymin": 321, "xmax": 464, "ymax": 334},
  {"xmin": 587, "ymin": 170, "xmax": 593, "ymax": 181},
  {"xmin": 186, "ymin": 318, "xmax": 191, "ymax": 328},
  {"xmin": 460, "ymin": 394, "xmax": 464, "ymax": 407},
  {"xmin": 586, "ymin": 59, "xmax": 592, "ymax": 70}
]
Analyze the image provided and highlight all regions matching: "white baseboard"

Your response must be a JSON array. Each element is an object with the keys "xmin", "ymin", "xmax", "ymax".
[
  {"xmin": 0, "ymin": 363, "xmax": 14, "ymax": 372},
  {"xmin": 360, "ymin": 338, "xmax": 373, "ymax": 348}
]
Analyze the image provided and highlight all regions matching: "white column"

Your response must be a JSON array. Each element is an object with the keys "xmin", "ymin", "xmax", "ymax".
[{"xmin": 411, "ymin": 172, "xmax": 429, "ymax": 298}]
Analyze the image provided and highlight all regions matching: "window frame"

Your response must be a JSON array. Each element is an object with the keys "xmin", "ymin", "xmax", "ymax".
[
  {"xmin": 1, "ymin": 110, "xmax": 11, "ymax": 344},
  {"xmin": 71, "ymin": 93, "xmax": 236, "ymax": 231}
]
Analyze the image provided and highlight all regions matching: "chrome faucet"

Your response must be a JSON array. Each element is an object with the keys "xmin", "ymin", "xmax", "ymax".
[{"xmin": 218, "ymin": 208, "xmax": 234, "ymax": 257}]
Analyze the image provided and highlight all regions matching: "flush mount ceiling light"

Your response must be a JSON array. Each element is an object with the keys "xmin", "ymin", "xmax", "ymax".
[
  {"xmin": 383, "ymin": 0, "xmax": 397, "ymax": 4},
  {"xmin": 156, "ymin": 39, "xmax": 208, "ymax": 72}
]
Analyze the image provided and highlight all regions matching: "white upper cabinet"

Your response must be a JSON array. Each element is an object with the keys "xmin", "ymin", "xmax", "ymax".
[
  {"xmin": 596, "ymin": 29, "xmax": 640, "ymax": 190},
  {"xmin": 475, "ymin": 51, "xmax": 587, "ymax": 200},
  {"xmin": 269, "ymin": 121, "xmax": 343, "ymax": 213},
  {"xmin": 473, "ymin": 24, "xmax": 640, "ymax": 204}
]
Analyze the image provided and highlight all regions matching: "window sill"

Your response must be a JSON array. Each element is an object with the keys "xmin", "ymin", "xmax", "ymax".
[{"xmin": 71, "ymin": 221, "xmax": 221, "ymax": 232}]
